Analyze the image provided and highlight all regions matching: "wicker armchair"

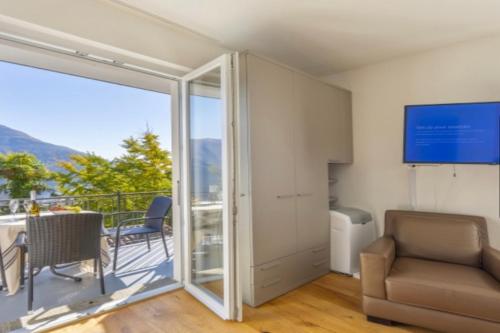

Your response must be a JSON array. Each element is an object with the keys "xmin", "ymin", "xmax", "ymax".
[{"xmin": 26, "ymin": 213, "xmax": 105, "ymax": 311}]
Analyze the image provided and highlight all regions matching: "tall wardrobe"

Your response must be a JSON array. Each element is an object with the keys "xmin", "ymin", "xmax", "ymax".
[{"xmin": 237, "ymin": 53, "xmax": 353, "ymax": 306}]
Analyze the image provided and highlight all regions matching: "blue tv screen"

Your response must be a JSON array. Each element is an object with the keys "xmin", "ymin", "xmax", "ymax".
[{"xmin": 404, "ymin": 102, "xmax": 500, "ymax": 164}]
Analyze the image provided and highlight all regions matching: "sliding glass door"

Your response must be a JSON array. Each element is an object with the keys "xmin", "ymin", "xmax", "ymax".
[{"xmin": 181, "ymin": 54, "xmax": 240, "ymax": 320}]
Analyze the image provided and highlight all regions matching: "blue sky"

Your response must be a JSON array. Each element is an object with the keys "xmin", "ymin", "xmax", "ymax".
[{"xmin": 0, "ymin": 61, "xmax": 222, "ymax": 159}]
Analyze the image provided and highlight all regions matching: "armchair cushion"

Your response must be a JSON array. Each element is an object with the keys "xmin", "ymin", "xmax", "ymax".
[
  {"xmin": 386, "ymin": 257, "xmax": 500, "ymax": 323},
  {"xmin": 385, "ymin": 211, "xmax": 487, "ymax": 267},
  {"xmin": 360, "ymin": 236, "xmax": 395, "ymax": 299},
  {"xmin": 484, "ymin": 246, "xmax": 500, "ymax": 281}
]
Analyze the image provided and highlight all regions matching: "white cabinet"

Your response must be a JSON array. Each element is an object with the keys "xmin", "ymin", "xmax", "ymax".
[
  {"xmin": 324, "ymin": 84, "xmax": 353, "ymax": 163},
  {"xmin": 239, "ymin": 53, "xmax": 352, "ymax": 306},
  {"xmin": 293, "ymin": 73, "xmax": 330, "ymax": 251},
  {"xmin": 246, "ymin": 55, "xmax": 297, "ymax": 265}
]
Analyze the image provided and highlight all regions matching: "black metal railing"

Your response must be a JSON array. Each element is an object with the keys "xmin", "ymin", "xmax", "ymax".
[{"xmin": 0, "ymin": 190, "xmax": 171, "ymax": 228}]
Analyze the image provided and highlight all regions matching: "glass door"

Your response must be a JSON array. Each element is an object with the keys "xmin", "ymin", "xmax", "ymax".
[{"xmin": 180, "ymin": 54, "xmax": 240, "ymax": 320}]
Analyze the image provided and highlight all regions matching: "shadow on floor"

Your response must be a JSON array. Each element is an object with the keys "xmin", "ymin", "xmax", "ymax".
[{"xmin": 0, "ymin": 237, "xmax": 175, "ymax": 331}]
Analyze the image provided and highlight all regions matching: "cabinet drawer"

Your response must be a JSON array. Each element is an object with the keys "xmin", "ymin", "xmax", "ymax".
[
  {"xmin": 308, "ymin": 257, "xmax": 329, "ymax": 279},
  {"xmin": 309, "ymin": 244, "xmax": 329, "ymax": 259},
  {"xmin": 252, "ymin": 255, "xmax": 295, "ymax": 286},
  {"xmin": 252, "ymin": 277, "xmax": 289, "ymax": 306},
  {"xmin": 250, "ymin": 255, "xmax": 296, "ymax": 306},
  {"xmin": 299, "ymin": 244, "xmax": 329, "ymax": 263},
  {"xmin": 296, "ymin": 245, "xmax": 330, "ymax": 282}
]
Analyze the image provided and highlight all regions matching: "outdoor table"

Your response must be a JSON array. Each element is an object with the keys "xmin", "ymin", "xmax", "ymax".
[{"xmin": 0, "ymin": 211, "xmax": 110, "ymax": 295}]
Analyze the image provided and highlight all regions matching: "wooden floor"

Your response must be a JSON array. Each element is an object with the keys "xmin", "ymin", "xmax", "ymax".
[{"xmin": 52, "ymin": 273, "xmax": 433, "ymax": 333}]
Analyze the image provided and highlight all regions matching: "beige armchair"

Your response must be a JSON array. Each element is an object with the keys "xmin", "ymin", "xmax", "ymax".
[{"xmin": 360, "ymin": 210, "xmax": 500, "ymax": 333}]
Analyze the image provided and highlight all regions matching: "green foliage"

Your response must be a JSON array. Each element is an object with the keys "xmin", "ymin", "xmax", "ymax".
[
  {"xmin": 55, "ymin": 153, "xmax": 125, "ymax": 195},
  {"xmin": 0, "ymin": 152, "xmax": 52, "ymax": 198},
  {"xmin": 0, "ymin": 132, "xmax": 172, "ymax": 226},
  {"xmin": 116, "ymin": 132, "xmax": 172, "ymax": 193},
  {"xmin": 54, "ymin": 131, "xmax": 172, "ymax": 212}
]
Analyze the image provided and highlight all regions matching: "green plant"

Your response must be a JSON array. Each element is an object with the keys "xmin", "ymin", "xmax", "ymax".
[{"xmin": 0, "ymin": 152, "xmax": 52, "ymax": 198}]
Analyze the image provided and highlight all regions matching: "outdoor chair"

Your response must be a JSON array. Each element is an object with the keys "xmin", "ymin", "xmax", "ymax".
[
  {"xmin": 0, "ymin": 233, "xmax": 27, "ymax": 292},
  {"xmin": 0, "ymin": 244, "xmax": 5, "ymax": 291},
  {"xmin": 104, "ymin": 196, "xmax": 172, "ymax": 273},
  {"xmin": 25, "ymin": 213, "xmax": 105, "ymax": 311}
]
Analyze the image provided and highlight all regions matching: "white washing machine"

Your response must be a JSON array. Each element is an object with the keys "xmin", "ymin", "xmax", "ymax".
[{"xmin": 330, "ymin": 207, "xmax": 376, "ymax": 276}]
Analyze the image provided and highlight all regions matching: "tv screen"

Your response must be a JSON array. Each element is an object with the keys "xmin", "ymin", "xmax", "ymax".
[{"xmin": 404, "ymin": 102, "xmax": 500, "ymax": 164}]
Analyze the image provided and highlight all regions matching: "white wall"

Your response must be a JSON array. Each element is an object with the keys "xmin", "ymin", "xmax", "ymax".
[{"xmin": 325, "ymin": 34, "xmax": 500, "ymax": 247}]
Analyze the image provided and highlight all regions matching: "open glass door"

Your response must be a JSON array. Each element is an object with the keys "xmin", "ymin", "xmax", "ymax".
[{"xmin": 181, "ymin": 54, "xmax": 240, "ymax": 320}]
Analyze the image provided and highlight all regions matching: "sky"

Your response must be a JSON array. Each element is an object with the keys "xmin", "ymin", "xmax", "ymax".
[{"xmin": 0, "ymin": 61, "xmax": 222, "ymax": 159}]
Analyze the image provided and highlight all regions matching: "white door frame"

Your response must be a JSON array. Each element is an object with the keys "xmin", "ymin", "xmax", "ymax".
[
  {"xmin": 170, "ymin": 80, "xmax": 183, "ymax": 283},
  {"xmin": 0, "ymin": 41, "xmax": 187, "ymax": 331},
  {"xmin": 180, "ymin": 53, "xmax": 239, "ymax": 320},
  {"xmin": 0, "ymin": 36, "xmax": 241, "ymax": 323}
]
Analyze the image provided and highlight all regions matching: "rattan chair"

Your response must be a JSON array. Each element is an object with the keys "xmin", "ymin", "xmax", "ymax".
[
  {"xmin": 26, "ymin": 213, "xmax": 105, "ymax": 311},
  {"xmin": 105, "ymin": 196, "xmax": 172, "ymax": 273}
]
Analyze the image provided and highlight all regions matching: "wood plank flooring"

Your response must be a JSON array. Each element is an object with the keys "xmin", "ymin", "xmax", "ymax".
[{"xmin": 52, "ymin": 273, "xmax": 434, "ymax": 333}]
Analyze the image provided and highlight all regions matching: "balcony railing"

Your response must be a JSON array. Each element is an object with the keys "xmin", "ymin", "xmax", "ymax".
[{"xmin": 0, "ymin": 190, "xmax": 171, "ymax": 228}]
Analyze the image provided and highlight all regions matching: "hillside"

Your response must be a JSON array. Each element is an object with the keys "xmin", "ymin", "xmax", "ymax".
[
  {"xmin": 190, "ymin": 138, "xmax": 222, "ymax": 201},
  {"xmin": 0, "ymin": 124, "xmax": 223, "ymax": 201},
  {"xmin": 0, "ymin": 124, "xmax": 82, "ymax": 170}
]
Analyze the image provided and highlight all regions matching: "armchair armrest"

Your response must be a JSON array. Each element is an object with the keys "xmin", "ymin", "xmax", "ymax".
[
  {"xmin": 483, "ymin": 245, "xmax": 500, "ymax": 281},
  {"xmin": 103, "ymin": 211, "xmax": 146, "ymax": 217},
  {"xmin": 360, "ymin": 236, "xmax": 396, "ymax": 299},
  {"xmin": 117, "ymin": 216, "xmax": 165, "ymax": 227}
]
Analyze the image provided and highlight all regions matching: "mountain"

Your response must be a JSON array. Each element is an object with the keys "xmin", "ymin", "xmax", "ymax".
[
  {"xmin": 0, "ymin": 124, "xmax": 82, "ymax": 170},
  {"xmin": 0, "ymin": 124, "xmax": 223, "ymax": 202},
  {"xmin": 190, "ymin": 138, "xmax": 222, "ymax": 201}
]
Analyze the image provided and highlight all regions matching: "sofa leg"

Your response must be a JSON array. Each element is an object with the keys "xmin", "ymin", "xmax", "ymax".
[{"xmin": 367, "ymin": 315, "xmax": 394, "ymax": 326}]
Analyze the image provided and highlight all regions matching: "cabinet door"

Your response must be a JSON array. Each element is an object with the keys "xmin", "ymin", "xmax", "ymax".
[
  {"xmin": 247, "ymin": 55, "xmax": 297, "ymax": 265},
  {"xmin": 293, "ymin": 73, "xmax": 330, "ymax": 251},
  {"xmin": 322, "ymin": 85, "xmax": 353, "ymax": 163}
]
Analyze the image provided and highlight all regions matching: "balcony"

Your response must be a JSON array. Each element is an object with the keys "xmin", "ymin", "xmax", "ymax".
[{"xmin": 0, "ymin": 191, "xmax": 175, "ymax": 331}]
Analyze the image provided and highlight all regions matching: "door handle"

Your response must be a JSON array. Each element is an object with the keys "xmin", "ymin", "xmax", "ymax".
[
  {"xmin": 259, "ymin": 263, "xmax": 281, "ymax": 271},
  {"xmin": 177, "ymin": 180, "xmax": 181, "ymax": 206},
  {"xmin": 312, "ymin": 247, "xmax": 327, "ymax": 253},
  {"xmin": 261, "ymin": 278, "xmax": 282, "ymax": 288},
  {"xmin": 276, "ymin": 194, "xmax": 294, "ymax": 199},
  {"xmin": 312, "ymin": 259, "xmax": 328, "ymax": 267}
]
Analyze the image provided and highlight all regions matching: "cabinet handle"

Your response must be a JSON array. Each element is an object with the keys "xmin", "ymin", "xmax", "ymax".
[
  {"xmin": 312, "ymin": 247, "xmax": 327, "ymax": 253},
  {"xmin": 261, "ymin": 278, "xmax": 282, "ymax": 288},
  {"xmin": 276, "ymin": 194, "xmax": 294, "ymax": 199},
  {"xmin": 312, "ymin": 259, "xmax": 328, "ymax": 267},
  {"xmin": 259, "ymin": 262, "xmax": 281, "ymax": 271},
  {"xmin": 297, "ymin": 193, "xmax": 312, "ymax": 197}
]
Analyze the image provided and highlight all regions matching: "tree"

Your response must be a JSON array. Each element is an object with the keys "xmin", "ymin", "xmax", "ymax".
[
  {"xmin": 54, "ymin": 153, "xmax": 125, "ymax": 195},
  {"xmin": 115, "ymin": 131, "xmax": 172, "ymax": 193},
  {"xmin": 54, "ymin": 131, "xmax": 172, "ymax": 202},
  {"xmin": 0, "ymin": 152, "xmax": 52, "ymax": 198}
]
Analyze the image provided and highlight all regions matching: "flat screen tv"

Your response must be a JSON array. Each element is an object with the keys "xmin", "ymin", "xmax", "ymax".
[{"xmin": 404, "ymin": 102, "xmax": 500, "ymax": 164}]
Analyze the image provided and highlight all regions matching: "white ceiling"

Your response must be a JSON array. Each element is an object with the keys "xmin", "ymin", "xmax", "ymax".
[{"xmin": 114, "ymin": 0, "xmax": 500, "ymax": 76}]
